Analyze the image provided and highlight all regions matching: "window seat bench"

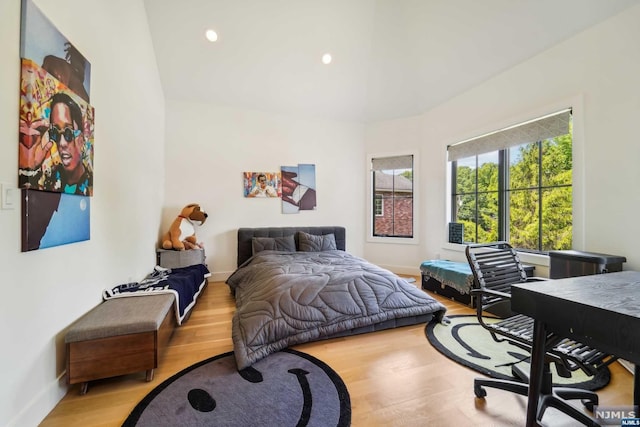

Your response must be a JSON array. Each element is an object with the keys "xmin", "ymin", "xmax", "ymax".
[{"xmin": 420, "ymin": 259, "xmax": 534, "ymax": 308}]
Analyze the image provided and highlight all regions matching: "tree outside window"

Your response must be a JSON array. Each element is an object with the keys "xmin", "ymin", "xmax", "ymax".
[{"xmin": 452, "ymin": 133, "xmax": 572, "ymax": 252}]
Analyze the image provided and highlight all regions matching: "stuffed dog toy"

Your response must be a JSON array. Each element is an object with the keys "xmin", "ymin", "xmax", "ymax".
[{"xmin": 161, "ymin": 203, "xmax": 208, "ymax": 251}]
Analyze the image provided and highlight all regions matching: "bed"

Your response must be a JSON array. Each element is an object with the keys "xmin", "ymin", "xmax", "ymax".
[{"xmin": 226, "ymin": 226, "xmax": 447, "ymax": 369}]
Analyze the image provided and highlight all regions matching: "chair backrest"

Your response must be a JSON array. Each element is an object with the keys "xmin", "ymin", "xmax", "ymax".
[{"xmin": 466, "ymin": 242, "xmax": 528, "ymax": 309}]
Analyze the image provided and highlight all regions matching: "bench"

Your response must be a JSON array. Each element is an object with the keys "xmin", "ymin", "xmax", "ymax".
[
  {"xmin": 420, "ymin": 260, "xmax": 477, "ymax": 307},
  {"xmin": 420, "ymin": 259, "xmax": 534, "ymax": 308},
  {"xmin": 65, "ymin": 294, "xmax": 175, "ymax": 395}
]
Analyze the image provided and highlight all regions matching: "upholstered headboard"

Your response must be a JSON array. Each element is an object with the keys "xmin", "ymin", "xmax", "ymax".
[{"xmin": 236, "ymin": 226, "xmax": 346, "ymax": 267}]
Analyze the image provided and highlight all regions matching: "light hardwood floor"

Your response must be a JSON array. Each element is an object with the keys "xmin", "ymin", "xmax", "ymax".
[{"xmin": 40, "ymin": 279, "xmax": 633, "ymax": 427}]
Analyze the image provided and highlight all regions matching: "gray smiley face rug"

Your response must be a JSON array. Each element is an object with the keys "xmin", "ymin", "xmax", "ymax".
[
  {"xmin": 426, "ymin": 314, "xmax": 610, "ymax": 390},
  {"xmin": 122, "ymin": 349, "xmax": 351, "ymax": 427}
]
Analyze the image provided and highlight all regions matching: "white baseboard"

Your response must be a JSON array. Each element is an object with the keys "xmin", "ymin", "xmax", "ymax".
[
  {"xmin": 619, "ymin": 359, "xmax": 635, "ymax": 374},
  {"xmin": 210, "ymin": 270, "xmax": 233, "ymax": 282},
  {"xmin": 375, "ymin": 264, "xmax": 421, "ymax": 277},
  {"xmin": 8, "ymin": 372, "xmax": 67, "ymax": 427}
]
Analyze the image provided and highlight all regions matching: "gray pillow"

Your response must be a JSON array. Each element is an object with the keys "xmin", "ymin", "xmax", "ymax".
[
  {"xmin": 298, "ymin": 231, "xmax": 337, "ymax": 252},
  {"xmin": 251, "ymin": 235, "xmax": 296, "ymax": 255}
]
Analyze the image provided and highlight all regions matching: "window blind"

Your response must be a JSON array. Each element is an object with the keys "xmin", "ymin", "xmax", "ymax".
[
  {"xmin": 447, "ymin": 109, "xmax": 571, "ymax": 162},
  {"xmin": 371, "ymin": 154, "xmax": 413, "ymax": 171}
]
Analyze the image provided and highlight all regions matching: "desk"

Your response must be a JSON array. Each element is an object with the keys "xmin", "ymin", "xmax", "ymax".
[{"xmin": 512, "ymin": 270, "xmax": 640, "ymax": 427}]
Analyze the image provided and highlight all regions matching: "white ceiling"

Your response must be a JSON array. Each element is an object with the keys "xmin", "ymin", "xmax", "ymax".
[{"xmin": 143, "ymin": 0, "xmax": 640, "ymax": 123}]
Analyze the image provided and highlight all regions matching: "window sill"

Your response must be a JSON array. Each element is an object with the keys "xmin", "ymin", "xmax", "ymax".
[
  {"xmin": 441, "ymin": 242, "xmax": 550, "ymax": 267},
  {"xmin": 367, "ymin": 236, "xmax": 419, "ymax": 245}
]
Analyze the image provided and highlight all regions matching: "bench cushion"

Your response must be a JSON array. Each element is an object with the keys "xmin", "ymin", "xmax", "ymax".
[
  {"xmin": 420, "ymin": 260, "xmax": 474, "ymax": 295},
  {"xmin": 65, "ymin": 294, "xmax": 174, "ymax": 343}
]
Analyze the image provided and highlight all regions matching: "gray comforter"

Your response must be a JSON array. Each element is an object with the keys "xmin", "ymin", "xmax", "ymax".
[{"xmin": 226, "ymin": 250, "xmax": 447, "ymax": 369}]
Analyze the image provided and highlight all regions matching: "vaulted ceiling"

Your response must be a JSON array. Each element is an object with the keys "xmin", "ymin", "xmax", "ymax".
[{"xmin": 143, "ymin": 0, "xmax": 640, "ymax": 122}]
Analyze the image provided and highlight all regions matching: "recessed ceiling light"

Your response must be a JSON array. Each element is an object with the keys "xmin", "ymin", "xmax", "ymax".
[
  {"xmin": 205, "ymin": 29, "xmax": 218, "ymax": 42},
  {"xmin": 322, "ymin": 53, "xmax": 332, "ymax": 65}
]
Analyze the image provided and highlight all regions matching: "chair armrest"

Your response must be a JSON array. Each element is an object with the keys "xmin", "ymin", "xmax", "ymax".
[
  {"xmin": 525, "ymin": 276, "xmax": 548, "ymax": 282},
  {"xmin": 471, "ymin": 288, "xmax": 511, "ymax": 299}
]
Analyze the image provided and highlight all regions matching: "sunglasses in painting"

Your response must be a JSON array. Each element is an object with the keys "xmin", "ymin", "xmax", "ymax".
[{"xmin": 49, "ymin": 126, "xmax": 81, "ymax": 143}]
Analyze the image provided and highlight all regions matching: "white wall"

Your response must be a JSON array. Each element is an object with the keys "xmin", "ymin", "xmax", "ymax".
[
  {"xmin": 0, "ymin": 0, "xmax": 165, "ymax": 425},
  {"xmin": 162, "ymin": 100, "xmax": 366, "ymax": 278},
  {"xmin": 364, "ymin": 4, "xmax": 640, "ymax": 274}
]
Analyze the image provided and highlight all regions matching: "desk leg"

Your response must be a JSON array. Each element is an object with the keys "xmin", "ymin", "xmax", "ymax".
[{"xmin": 526, "ymin": 320, "xmax": 547, "ymax": 427}]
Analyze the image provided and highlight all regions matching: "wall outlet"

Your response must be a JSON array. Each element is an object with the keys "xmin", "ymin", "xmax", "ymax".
[{"xmin": 1, "ymin": 182, "xmax": 17, "ymax": 210}]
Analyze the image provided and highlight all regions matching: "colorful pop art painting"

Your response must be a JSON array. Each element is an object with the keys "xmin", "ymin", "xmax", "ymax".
[
  {"xmin": 19, "ymin": 0, "xmax": 94, "ymax": 251},
  {"xmin": 243, "ymin": 172, "xmax": 281, "ymax": 198},
  {"xmin": 19, "ymin": 58, "xmax": 94, "ymax": 195}
]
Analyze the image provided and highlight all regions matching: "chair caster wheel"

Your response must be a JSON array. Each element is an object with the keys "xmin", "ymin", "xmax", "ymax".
[
  {"xmin": 582, "ymin": 399, "xmax": 597, "ymax": 412},
  {"xmin": 474, "ymin": 385, "xmax": 487, "ymax": 398}
]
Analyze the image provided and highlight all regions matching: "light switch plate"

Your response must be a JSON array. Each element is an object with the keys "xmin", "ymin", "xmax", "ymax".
[{"xmin": 1, "ymin": 182, "xmax": 17, "ymax": 210}]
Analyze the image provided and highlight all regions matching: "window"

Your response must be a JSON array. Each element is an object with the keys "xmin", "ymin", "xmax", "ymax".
[
  {"xmin": 374, "ymin": 194, "xmax": 383, "ymax": 216},
  {"xmin": 449, "ymin": 110, "xmax": 572, "ymax": 252},
  {"xmin": 371, "ymin": 155, "xmax": 413, "ymax": 238}
]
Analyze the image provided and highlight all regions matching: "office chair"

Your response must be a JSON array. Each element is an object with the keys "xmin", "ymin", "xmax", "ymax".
[{"xmin": 466, "ymin": 242, "xmax": 616, "ymax": 425}]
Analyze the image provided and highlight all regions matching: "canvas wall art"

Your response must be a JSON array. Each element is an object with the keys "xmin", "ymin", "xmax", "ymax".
[
  {"xmin": 21, "ymin": 189, "xmax": 90, "ymax": 252},
  {"xmin": 19, "ymin": 58, "xmax": 94, "ymax": 195},
  {"xmin": 18, "ymin": 0, "xmax": 94, "ymax": 251},
  {"xmin": 243, "ymin": 172, "xmax": 281, "ymax": 198},
  {"xmin": 281, "ymin": 164, "xmax": 316, "ymax": 214}
]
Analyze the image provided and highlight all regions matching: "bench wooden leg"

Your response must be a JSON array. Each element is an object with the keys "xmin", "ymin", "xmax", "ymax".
[
  {"xmin": 146, "ymin": 369, "xmax": 154, "ymax": 382},
  {"xmin": 79, "ymin": 382, "xmax": 89, "ymax": 395}
]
